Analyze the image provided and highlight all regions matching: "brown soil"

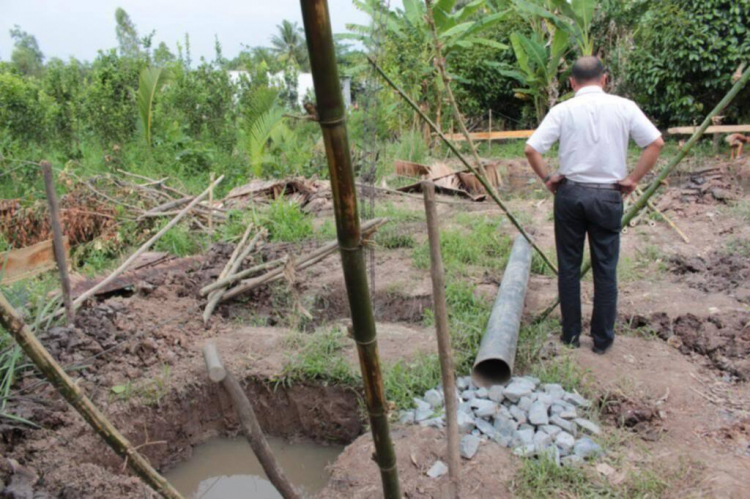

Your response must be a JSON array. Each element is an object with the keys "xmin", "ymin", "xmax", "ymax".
[
  {"xmin": 321, "ymin": 426, "xmax": 517, "ymax": 499},
  {"xmin": 3, "ymin": 155, "xmax": 750, "ymax": 497}
]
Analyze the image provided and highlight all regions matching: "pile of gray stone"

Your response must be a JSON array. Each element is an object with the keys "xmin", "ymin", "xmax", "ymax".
[{"xmin": 400, "ymin": 374, "xmax": 603, "ymax": 470}]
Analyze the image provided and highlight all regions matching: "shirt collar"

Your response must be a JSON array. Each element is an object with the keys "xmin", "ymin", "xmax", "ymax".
[{"xmin": 575, "ymin": 85, "xmax": 605, "ymax": 97}]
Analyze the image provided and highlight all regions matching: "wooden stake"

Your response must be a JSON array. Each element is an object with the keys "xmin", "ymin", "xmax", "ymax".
[
  {"xmin": 201, "ymin": 344, "xmax": 301, "ymax": 499},
  {"xmin": 60, "ymin": 175, "xmax": 224, "ymax": 317},
  {"xmin": 0, "ymin": 293, "xmax": 183, "ymax": 499},
  {"xmin": 634, "ymin": 187, "xmax": 689, "ymax": 243},
  {"xmin": 40, "ymin": 161, "xmax": 74, "ymax": 325},
  {"xmin": 488, "ymin": 109, "xmax": 493, "ymax": 152},
  {"xmin": 422, "ymin": 181, "xmax": 460, "ymax": 498},
  {"xmin": 208, "ymin": 172, "xmax": 215, "ymax": 236},
  {"xmin": 300, "ymin": 2, "xmax": 401, "ymax": 496}
]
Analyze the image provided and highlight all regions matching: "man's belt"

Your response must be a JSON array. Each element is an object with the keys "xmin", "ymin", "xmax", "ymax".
[{"xmin": 566, "ymin": 180, "xmax": 621, "ymax": 191}]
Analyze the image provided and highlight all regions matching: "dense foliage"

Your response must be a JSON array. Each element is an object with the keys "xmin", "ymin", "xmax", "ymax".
[{"xmin": 1, "ymin": 0, "xmax": 749, "ymax": 188}]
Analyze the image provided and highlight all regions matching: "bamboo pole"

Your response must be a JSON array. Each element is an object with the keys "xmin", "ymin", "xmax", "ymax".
[
  {"xmin": 424, "ymin": 0, "xmax": 496, "ymax": 185},
  {"xmin": 0, "ymin": 293, "xmax": 183, "ymax": 499},
  {"xmin": 41, "ymin": 161, "xmax": 74, "ymax": 325},
  {"xmin": 634, "ymin": 187, "xmax": 689, "ymax": 243},
  {"xmin": 203, "ymin": 230, "xmax": 262, "ymax": 324},
  {"xmin": 488, "ymin": 109, "xmax": 493, "ymax": 152},
  {"xmin": 369, "ymin": 58, "xmax": 559, "ymax": 275},
  {"xmin": 422, "ymin": 181, "xmax": 460, "ymax": 498},
  {"xmin": 300, "ymin": 2, "xmax": 401, "ymax": 497},
  {"xmin": 201, "ymin": 344, "xmax": 301, "ymax": 499},
  {"xmin": 208, "ymin": 172, "xmax": 215, "ymax": 236},
  {"xmin": 66, "ymin": 175, "xmax": 224, "ymax": 315},
  {"xmin": 535, "ymin": 65, "xmax": 750, "ymax": 322}
]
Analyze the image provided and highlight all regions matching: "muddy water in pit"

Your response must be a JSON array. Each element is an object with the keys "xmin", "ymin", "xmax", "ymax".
[{"xmin": 165, "ymin": 436, "xmax": 344, "ymax": 498}]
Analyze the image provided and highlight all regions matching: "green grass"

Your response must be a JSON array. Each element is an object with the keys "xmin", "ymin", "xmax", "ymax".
[
  {"xmin": 727, "ymin": 237, "xmax": 750, "ymax": 257},
  {"xmin": 281, "ymin": 327, "xmax": 357, "ymax": 385},
  {"xmin": 153, "ymin": 221, "xmax": 206, "ymax": 257},
  {"xmin": 110, "ymin": 365, "xmax": 172, "ymax": 407},
  {"xmin": 412, "ymin": 217, "xmax": 513, "ymax": 273},
  {"xmin": 258, "ymin": 196, "xmax": 314, "ymax": 243},
  {"xmin": 727, "ymin": 199, "xmax": 750, "ymax": 223}
]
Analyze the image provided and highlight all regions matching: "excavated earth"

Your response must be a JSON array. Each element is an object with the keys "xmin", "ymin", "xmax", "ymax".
[{"xmin": 2, "ymin": 157, "xmax": 750, "ymax": 497}]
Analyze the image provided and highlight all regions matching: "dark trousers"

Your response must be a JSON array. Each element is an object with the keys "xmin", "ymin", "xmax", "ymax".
[{"xmin": 554, "ymin": 181, "xmax": 622, "ymax": 349}]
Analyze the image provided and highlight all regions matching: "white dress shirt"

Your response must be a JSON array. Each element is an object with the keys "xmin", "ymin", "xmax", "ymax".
[{"xmin": 526, "ymin": 86, "xmax": 662, "ymax": 184}]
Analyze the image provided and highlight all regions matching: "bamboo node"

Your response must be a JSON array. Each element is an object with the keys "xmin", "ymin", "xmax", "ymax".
[{"xmin": 318, "ymin": 117, "xmax": 347, "ymax": 127}]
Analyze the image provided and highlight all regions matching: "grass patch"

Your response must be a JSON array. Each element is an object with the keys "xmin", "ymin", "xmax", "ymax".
[
  {"xmin": 259, "ymin": 196, "xmax": 314, "ymax": 243},
  {"xmin": 153, "ymin": 221, "xmax": 205, "ymax": 257},
  {"xmin": 383, "ymin": 354, "xmax": 443, "ymax": 410},
  {"xmin": 727, "ymin": 236, "xmax": 750, "ymax": 257},
  {"xmin": 281, "ymin": 327, "xmax": 357, "ymax": 385},
  {"xmin": 412, "ymin": 217, "xmax": 512, "ymax": 273}
]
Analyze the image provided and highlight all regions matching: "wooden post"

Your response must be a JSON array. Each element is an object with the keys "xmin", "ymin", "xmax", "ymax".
[
  {"xmin": 488, "ymin": 109, "xmax": 493, "ymax": 153},
  {"xmin": 0, "ymin": 293, "xmax": 184, "ymax": 499},
  {"xmin": 299, "ymin": 2, "xmax": 401, "ymax": 497},
  {"xmin": 208, "ymin": 172, "xmax": 215, "ymax": 236},
  {"xmin": 40, "ymin": 161, "xmax": 74, "ymax": 325},
  {"xmin": 422, "ymin": 181, "xmax": 460, "ymax": 498},
  {"xmin": 201, "ymin": 344, "xmax": 301, "ymax": 499}
]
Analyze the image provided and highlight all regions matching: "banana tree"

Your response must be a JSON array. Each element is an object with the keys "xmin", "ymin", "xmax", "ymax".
[
  {"xmin": 136, "ymin": 66, "xmax": 171, "ymax": 151},
  {"xmin": 490, "ymin": 27, "xmax": 569, "ymax": 123},
  {"xmin": 512, "ymin": 0, "xmax": 596, "ymax": 56},
  {"xmin": 343, "ymin": 0, "xmax": 508, "ymax": 130}
]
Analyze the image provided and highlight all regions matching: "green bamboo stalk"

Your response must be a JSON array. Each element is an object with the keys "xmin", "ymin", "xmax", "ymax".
[
  {"xmin": 535, "ymin": 65, "xmax": 750, "ymax": 322},
  {"xmin": 299, "ymin": 2, "xmax": 401, "ymax": 498},
  {"xmin": 368, "ymin": 57, "xmax": 558, "ymax": 275}
]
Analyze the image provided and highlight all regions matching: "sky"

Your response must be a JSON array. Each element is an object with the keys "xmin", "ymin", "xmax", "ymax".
[{"xmin": 0, "ymin": 0, "xmax": 403, "ymax": 63}]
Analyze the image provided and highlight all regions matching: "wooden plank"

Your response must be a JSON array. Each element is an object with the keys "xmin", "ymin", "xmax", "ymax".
[
  {"xmin": 442, "ymin": 130, "xmax": 535, "ymax": 142},
  {"xmin": 0, "ymin": 237, "xmax": 70, "ymax": 285},
  {"xmin": 667, "ymin": 125, "xmax": 750, "ymax": 135}
]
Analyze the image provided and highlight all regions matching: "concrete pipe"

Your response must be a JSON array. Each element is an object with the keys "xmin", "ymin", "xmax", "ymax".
[{"xmin": 472, "ymin": 235, "xmax": 532, "ymax": 387}]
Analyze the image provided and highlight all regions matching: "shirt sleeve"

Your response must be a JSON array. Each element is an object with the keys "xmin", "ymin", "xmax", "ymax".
[
  {"xmin": 629, "ymin": 102, "xmax": 662, "ymax": 148},
  {"xmin": 526, "ymin": 107, "xmax": 561, "ymax": 154}
]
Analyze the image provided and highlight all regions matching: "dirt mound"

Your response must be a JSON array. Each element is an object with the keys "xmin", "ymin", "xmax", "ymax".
[
  {"xmin": 669, "ymin": 251, "xmax": 750, "ymax": 301},
  {"xmin": 600, "ymin": 394, "xmax": 663, "ymax": 440},
  {"xmin": 628, "ymin": 311, "xmax": 750, "ymax": 380}
]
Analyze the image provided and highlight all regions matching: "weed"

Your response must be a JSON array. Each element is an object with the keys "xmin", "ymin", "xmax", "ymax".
[
  {"xmin": 727, "ymin": 237, "xmax": 750, "ymax": 257},
  {"xmin": 282, "ymin": 327, "xmax": 357, "ymax": 385},
  {"xmin": 376, "ymin": 229, "xmax": 416, "ymax": 249},
  {"xmin": 727, "ymin": 199, "xmax": 750, "ymax": 223},
  {"xmin": 513, "ymin": 453, "xmax": 603, "ymax": 498},
  {"xmin": 153, "ymin": 221, "xmax": 205, "ymax": 257},
  {"xmin": 412, "ymin": 217, "xmax": 512, "ymax": 274},
  {"xmin": 374, "ymin": 202, "xmax": 424, "ymax": 224},
  {"xmin": 531, "ymin": 251, "xmax": 557, "ymax": 276},
  {"xmin": 383, "ymin": 354, "xmax": 442, "ymax": 410},
  {"xmin": 259, "ymin": 196, "xmax": 313, "ymax": 243},
  {"xmin": 109, "ymin": 365, "xmax": 172, "ymax": 406}
]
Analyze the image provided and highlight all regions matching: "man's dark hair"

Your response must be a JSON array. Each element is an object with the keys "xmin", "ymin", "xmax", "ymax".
[{"xmin": 572, "ymin": 56, "xmax": 604, "ymax": 83}]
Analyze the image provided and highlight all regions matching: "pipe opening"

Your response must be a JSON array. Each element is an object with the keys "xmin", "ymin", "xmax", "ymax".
[{"xmin": 472, "ymin": 358, "xmax": 511, "ymax": 388}]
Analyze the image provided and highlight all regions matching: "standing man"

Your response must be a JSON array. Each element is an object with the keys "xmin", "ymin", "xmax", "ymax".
[{"xmin": 524, "ymin": 56, "xmax": 664, "ymax": 354}]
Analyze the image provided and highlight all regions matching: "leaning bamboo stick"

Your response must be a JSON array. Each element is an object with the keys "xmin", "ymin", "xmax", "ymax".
[
  {"xmin": 535, "ymin": 65, "xmax": 750, "ymax": 322},
  {"xmin": 65, "ymin": 175, "xmax": 224, "ymax": 315},
  {"xmin": 422, "ymin": 181, "xmax": 460, "ymax": 498},
  {"xmin": 369, "ymin": 58, "xmax": 558, "ymax": 275},
  {"xmin": 634, "ymin": 187, "xmax": 689, "ymax": 243},
  {"xmin": 219, "ymin": 219, "xmax": 387, "ymax": 303},
  {"xmin": 301, "ymin": 2, "xmax": 401, "ymax": 496},
  {"xmin": 41, "ymin": 161, "xmax": 75, "ymax": 325},
  {"xmin": 0, "ymin": 293, "xmax": 183, "ymax": 499},
  {"xmin": 200, "ymin": 259, "xmax": 285, "ymax": 296},
  {"xmin": 203, "ymin": 230, "xmax": 262, "ymax": 324},
  {"xmin": 201, "ymin": 344, "xmax": 301, "ymax": 499}
]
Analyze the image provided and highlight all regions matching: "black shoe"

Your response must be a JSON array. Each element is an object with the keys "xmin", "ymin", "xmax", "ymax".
[
  {"xmin": 561, "ymin": 335, "xmax": 580, "ymax": 348},
  {"xmin": 592, "ymin": 342, "xmax": 613, "ymax": 355}
]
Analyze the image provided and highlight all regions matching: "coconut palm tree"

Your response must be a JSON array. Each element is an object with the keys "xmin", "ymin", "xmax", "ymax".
[{"xmin": 270, "ymin": 20, "xmax": 309, "ymax": 71}]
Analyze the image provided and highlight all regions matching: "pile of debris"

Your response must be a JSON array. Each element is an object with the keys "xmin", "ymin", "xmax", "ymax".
[
  {"xmin": 394, "ymin": 159, "xmax": 503, "ymax": 201},
  {"xmin": 400, "ymin": 375, "xmax": 603, "ymax": 470},
  {"xmin": 674, "ymin": 166, "xmax": 740, "ymax": 204},
  {"xmin": 223, "ymin": 177, "xmax": 331, "ymax": 213}
]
